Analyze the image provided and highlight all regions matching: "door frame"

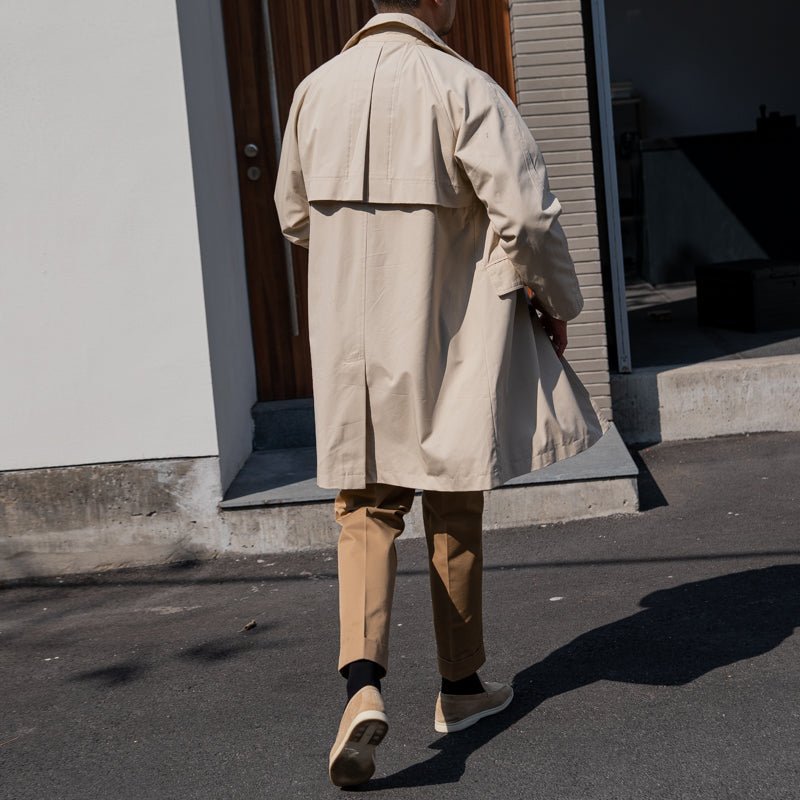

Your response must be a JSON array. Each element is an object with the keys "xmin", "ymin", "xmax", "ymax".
[{"xmin": 589, "ymin": 0, "xmax": 632, "ymax": 374}]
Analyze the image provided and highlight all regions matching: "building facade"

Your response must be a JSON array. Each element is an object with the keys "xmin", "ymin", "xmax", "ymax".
[{"xmin": 2, "ymin": 0, "xmax": 797, "ymax": 578}]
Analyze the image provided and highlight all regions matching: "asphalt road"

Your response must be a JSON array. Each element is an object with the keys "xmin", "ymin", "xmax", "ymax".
[{"xmin": 2, "ymin": 431, "xmax": 799, "ymax": 800}]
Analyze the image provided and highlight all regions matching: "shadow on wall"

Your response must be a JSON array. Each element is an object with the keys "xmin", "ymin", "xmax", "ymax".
[
  {"xmin": 640, "ymin": 141, "xmax": 766, "ymax": 284},
  {"xmin": 677, "ymin": 129, "xmax": 799, "ymax": 263},
  {"xmin": 641, "ymin": 131, "xmax": 799, "ymax": 284}
]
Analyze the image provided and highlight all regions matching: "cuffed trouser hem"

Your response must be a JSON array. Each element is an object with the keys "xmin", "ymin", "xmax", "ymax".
[
  {"xmin": 338, "ymin": 638, "xmax": 389, "ymax": 680},
  {"xmin": 437, "ymin": 644, "xmax": 486, "ymax": 682},
  {"xmin": 335, "ymin": 483, "xmax": 485, "ymax": 682}
]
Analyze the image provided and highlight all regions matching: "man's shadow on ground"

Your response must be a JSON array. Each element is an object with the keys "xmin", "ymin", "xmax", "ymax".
[{"xmin": 359, "ymin": 564, "xmax": 800, "ymax": 790}]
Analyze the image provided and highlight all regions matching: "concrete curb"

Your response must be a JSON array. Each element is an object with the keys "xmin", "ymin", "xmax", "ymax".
[{"xmin": 611, "ymin": 354, "xmax": 800, "ymax": 444}]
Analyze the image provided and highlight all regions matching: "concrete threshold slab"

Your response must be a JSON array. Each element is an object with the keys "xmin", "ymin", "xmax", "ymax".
[
  {"xmin": 219, "ymin": 426, "xmax": 638, "ymax": 552},
  {"xmin": 221, "ymin": 424, "xmax": 636, "ymax": 508}
]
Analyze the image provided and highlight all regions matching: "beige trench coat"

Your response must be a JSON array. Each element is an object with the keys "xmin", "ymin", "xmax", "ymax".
[{"xmin": 275, "ymin": 13, "xmax": 605, "ymax": 491}]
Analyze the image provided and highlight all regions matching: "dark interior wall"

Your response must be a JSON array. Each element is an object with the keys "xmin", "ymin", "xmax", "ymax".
[{"xmin": 605, "ymin": 0, "xmax": 800, "ymax": 138}]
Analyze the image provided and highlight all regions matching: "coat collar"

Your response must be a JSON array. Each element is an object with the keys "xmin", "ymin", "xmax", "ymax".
[{"xmin": 341, "ymin": 12, "xmax": 467, "ymax": 63}]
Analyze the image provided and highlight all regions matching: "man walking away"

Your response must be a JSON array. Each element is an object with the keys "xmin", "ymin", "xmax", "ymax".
[{"xmin": 275, "ymin": 0, "xmax": 604, "ymax": 787}]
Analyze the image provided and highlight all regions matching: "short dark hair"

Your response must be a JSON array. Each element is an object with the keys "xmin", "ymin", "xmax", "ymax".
[{"xmin": 372, "ymin": 0, "xmax": 421, "ymax": 11}]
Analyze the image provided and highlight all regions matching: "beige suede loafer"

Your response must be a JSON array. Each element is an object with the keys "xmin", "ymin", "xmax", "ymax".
[
  {"xmin": 328, "ymin": 686, "xmax": 389, "ymax": 787},
  {"xmin": 435, "ymin": 680, "xmax": 513, "ymax": 733}
]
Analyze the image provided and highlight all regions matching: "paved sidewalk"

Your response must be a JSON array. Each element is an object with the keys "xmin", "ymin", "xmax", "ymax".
[{"xmin": 2, "ymin": 432, "xmax": 799, "ymax": 800}]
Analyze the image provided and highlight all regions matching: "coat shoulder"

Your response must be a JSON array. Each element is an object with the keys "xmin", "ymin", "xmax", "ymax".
[{"xmin": 414, "ymin": 45, "xmax": 517, "ymax": 127}]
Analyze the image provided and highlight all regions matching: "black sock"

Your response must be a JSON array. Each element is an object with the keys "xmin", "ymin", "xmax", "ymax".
[
  {"xmin": 441, "ymin": 672, "xmax": 484, "ymax": 695},
  {"xmin": 346, "ymin": 659, "xmax": 382, "ymax": 700}
]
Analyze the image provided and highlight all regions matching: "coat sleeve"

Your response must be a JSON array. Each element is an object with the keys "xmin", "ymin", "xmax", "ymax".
[
  {"xmin": 274, "ymin": 91, "xmax": 310, "ymax": 249},
  {"xmin": 453, "ymin": 77, "xmax": 583, "ymax": 321}
]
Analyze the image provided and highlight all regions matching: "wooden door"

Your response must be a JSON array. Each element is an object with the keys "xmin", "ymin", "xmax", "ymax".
[{"xmin": 221, "ymin": 0, "xmax": 516, "ymax": 402}]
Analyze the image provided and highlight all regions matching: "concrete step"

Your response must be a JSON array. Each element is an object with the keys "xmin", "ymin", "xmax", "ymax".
[
  {"xmin": 252, "ymin": 398, "xmax": 314, "ymax": 450},
  {"xmin": 611, "ymin": 354, "xmax": 800, "ymax": 444},
  {"xmin": 219, "ymin": 424, "xmax": 639, "ymax": 553}
]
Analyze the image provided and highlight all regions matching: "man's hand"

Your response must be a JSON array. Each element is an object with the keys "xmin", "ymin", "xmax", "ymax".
[
  {"xmin": 529, "ymin": 292, "xmax": 568, "ymax": 359},
  {"xmin": 538, "ymin": 310, "xmax": 568, "ymax": 359}
]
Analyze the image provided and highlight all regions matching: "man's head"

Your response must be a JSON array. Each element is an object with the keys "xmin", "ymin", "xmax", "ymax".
[{"xmin": 372, "ymin": 0, "xmax": 457, "ymax": 37}]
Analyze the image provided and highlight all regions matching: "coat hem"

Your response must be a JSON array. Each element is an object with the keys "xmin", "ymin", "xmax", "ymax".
[
  {"xmin": 496, "ymin": 428, "xmax": 604, "ymax": 489},
  {"xmin": 316, "ymin": 427, "xmax": 605, "ymax": 493}
]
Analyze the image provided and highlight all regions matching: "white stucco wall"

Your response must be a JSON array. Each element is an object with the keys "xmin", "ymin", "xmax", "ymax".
[{"xmin": 0, "ymin": 1, "xmax": 220, "ymax": 471}]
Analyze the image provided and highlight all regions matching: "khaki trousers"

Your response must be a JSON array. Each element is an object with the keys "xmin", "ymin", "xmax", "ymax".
[{"xmin": 335, "ymin": 483, "xmax": 485, "ymax": 682}]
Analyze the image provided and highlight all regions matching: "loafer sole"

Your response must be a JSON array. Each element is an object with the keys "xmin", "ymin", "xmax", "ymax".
[{"xmin": 329, "ymin": 710, "xmax": 389, "ymax": 787}]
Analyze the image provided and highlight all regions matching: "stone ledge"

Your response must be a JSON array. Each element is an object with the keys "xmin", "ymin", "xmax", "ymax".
[
  {"xmin": 220, "ymin": 474, "xmax": 638, "ymax": 554},
  {"xmin": 611, "ymin": 354, "xmax": 800, "ymax": 444}
]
